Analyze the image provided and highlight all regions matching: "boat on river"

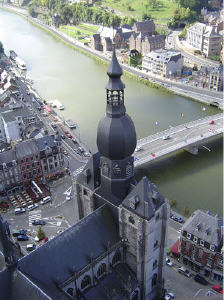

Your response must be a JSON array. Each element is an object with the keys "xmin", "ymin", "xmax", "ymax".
[
  {"xmin": 65, "ymin": 119, "xmax": 76, "ymax": 129},
  {"xmin": 48, "ymin": 99, "xmax": 65, "ymax": 110}
]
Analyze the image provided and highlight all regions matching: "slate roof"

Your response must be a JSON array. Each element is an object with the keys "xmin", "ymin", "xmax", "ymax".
[
  {"xmin": 36, "ymin": 135, "xmax": 55, "ymax": 151},
  {"xmin": 0, "ymin": 268, "xmax": 51, "ymax": 300},
  {"xmin": 17, "ymin": 204, "xmax": 120, "ymax": 299},
  {"xmin": 1, "ymin": 107, "xmax": 32, "ymax": 123},
  {"xmin": 122, "ymin": 176, "xmax": 165, "ymax": 220},
  {"xmin": 145, "ymin": 49, "xmax": 181, "ymax": 64},
  {"xmin": 133, "ymin": 20, "xmax": 155, "ymax": 33},
  {"xmin": 0, "ymin": 149, "xmax": 16, "ymax": 164},
  {"xmin": 182, "ymin": 210, "xmax": 223, "ymax": 247},
  {"xmin": 15, "ymin": 140, "xmax": 39, "ymax": 159}
]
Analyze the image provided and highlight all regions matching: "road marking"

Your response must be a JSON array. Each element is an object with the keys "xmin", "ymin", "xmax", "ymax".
[
  {"xmin": 47, "ymin": 221, "xmax": 62, "ymax": 226},
  {"xmin": 64, "ymin": 186, "xmax": 72, "ymax": 196},
  {"xmin": 28, "ymin": 210, "xmax": 42, "ymax": 226},
  {"xmin": 73, "ymin": 166, "xmax": 84, "ymax": 177}
]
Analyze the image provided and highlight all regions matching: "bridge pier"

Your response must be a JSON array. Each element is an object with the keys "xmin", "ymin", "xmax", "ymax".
[{"xmin": 184, "ymin": 145, "xmax": 199, "ymax": 155}]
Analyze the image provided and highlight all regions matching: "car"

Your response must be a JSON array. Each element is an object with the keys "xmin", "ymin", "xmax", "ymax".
[
  {"xmin": 163, "ymin": 135, "xmax": 170, "ymax": 140},
  {"xmin": 78, "ymin": 147, "xmax": 85, "ymax": 153},
  {"xmin": 66, "ymin": 196, "xmax": 71, "ymax": 201},
  {"xmin": 167, "ymin": 261, "xmax": 174, "ymax": 267},
  {"xmin": 26, "ymin": 243, "xmax": 36, "ymax": 251},
  {"xmin": 134, "ymin": 157, "xmax": 139, "ymax": 161},
  {"xmin": 39, "ymin": 236, "xmax": 48, "ymax": 246},
  {"xmin": 84, "ymin": 152, "xmax": 91, "ymax": 157},
  {"xmin": 72, "ymin": 138, "xmax": 77, "ymax": 144},
  {"xmin": 212, "ymin": 284, "xmax": 223, "ymax": 294},
  {"xmin": 65, "ymin": 132, "xmax": 72, "ymax": 138},
  {"xmin": 61, "ymin": 135, "xmax": 66, "ymax": 139},
  {"xmin": 51, "ymin": 123, "xmax": 57, "ymax": 129},
  {"xmin": 63, "ymin": 150, "xmax": 68, "ymax": 155},
  {"xmin": 209, "ymin": 120, "xmax": 215, "ymax": 125},
  {"xmin": 171, "ymin": 215, "xmax": 183, "ymax": 223},
  {"xmin": 14, "ymin": 207, "xmax": 26, "ymax": 215},
  {"xmin": 40, "ymin": 196, "xmax": 51, "ymax": 205},
  {"xmin": 27, "ymin": 203, "xmax": 38, "ymax": 211},
  {"xmin": 178, "ymin": 267, "xmax": 191, "ymax": 277},
  {"xmin": 194, "ymin": 274, "xmax": 208, "ymax": 285},
  {"xmin": 165, "ymin": 292, "xmax": 174, "ymax": 300},
  {"xmin": 0, "ymin": 201, "xmax": 9, "ymax": 208},
  {"xmin": 32, "ymin": 220, "xmax": 46, "ymax": 226},
  {"xmin": 135, "ymin": 146, "xmax": 143, "ymax": 152},
  {"xmin": 17, "ymin": 235, "xmax": 29, "ymax": 241},
  {"xmin": 12, "ymin": 229, "xmax": 27, "ymax": 237}
]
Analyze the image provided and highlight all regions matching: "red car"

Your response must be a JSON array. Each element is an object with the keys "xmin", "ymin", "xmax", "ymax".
[
  {"xmin": 39, "ymin": 237, "xmax": 48, "ymax": 246},
  {"xmin": 65, "ymin": 132, "xmax": 72, "ymax": 138},
  {"xmin": 209, "ymin": 120, "xmax": 215, "ymax": 125},
  {"xmin": 212, "ymin": 285, "xmax": 223, "ymax": 294}
]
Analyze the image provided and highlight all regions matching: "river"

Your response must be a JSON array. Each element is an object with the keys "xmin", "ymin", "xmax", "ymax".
[{"xmin": 0, "ymin": 8, "xmax": 222, "ymax": 215}]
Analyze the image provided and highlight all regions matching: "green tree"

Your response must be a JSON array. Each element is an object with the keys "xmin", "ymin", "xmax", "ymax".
[
  {"xmin": 169, "ymin": 199, "xmax": 177, "ymax": 208},
  {"xmin": 28, "ymin": 6, "xmax": 36, "ymax": 17},
  {"xmin": 142, "ymin": 12, "xmax": 151, "ymax": 21},
  {"xmin": 0, "ymin": 42, "xmax": 4, "ymax": 54},
  {"xmin": 37, "ymin": 226, "xmax": 45, "ymax": 240}
]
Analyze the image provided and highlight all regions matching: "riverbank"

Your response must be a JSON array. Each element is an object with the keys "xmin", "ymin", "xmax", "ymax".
[{"xmin": 1, "ymin": 3, "xmax": 223, "ymax": 110}]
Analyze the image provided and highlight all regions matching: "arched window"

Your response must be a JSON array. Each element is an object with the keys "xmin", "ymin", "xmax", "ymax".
[
  {"xmin": 112, "ymin": 251, "xmax": 121, "ymax": 266},
  {"xmin": 151, "ymin": 273, "xmax": 157, "ymax": 288},
  {"xmin": 67, "ymin": 288, "xmax": 74, "ymax": 296},
  {"xmin": 81, "ymin": 275, "xmax": 91, "ymax": 290},
  {"xmin": 97, "ymin": 263, "xmax": 107, "ymax": 278}
]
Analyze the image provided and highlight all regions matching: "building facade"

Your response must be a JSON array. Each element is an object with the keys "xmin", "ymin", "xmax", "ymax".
[
  {"xmin": 129, "ymin": 33, "xmax": 165, "ymax": 56},
  {"xmin": 209, "ymin": 63, "xmax": 223, "ymax": 91},
  {"xmin": 186, "ymin": 23, "xmax": 222, "ymax": 57},
  {"xmin": 132, "ymin": 20, "xmax": 155, "ymax": 35},
  {"xmin": 179, "ymin": 210, "xmax": 223, "ymax": 281},
  {"xmin": 142, "ymin": 50, "xmax": 183, "ymax": 78}
]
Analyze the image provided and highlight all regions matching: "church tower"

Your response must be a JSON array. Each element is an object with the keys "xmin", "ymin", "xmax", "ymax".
[{"xmin": 96, "ymin": 49, "xmax": 137, "ymax": 205}]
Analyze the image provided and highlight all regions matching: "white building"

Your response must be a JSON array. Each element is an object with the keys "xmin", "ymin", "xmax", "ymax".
[{"xmin": 142, "ymin": 49, "xmax": 183, "ymax": 78}]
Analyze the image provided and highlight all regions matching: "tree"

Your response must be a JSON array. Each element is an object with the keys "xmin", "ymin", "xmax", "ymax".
[
  {"xmin": 183, "ymin": 207, "xmax": 190, "ymax": 216},
  {"xmin": 28, "ymin": 6, "xmax": 36, "ymax": 17},
  {"xmin": 37, "ymin": 226, "xmax": 45, "ymax": 240},
  {"xmin": 169, "ymin": 199, "xmax": 177, "ymax": 208},
  {"xmin": 142, "ymin": 13, "xmax": 151, "ymax": 21},
  {"xmin": 0, "ymin": 42, "xmax": 4, "ymax": 54},
  {"xmin": 147, "ymin": 0, "xmax": 159, "ymax": 8}
]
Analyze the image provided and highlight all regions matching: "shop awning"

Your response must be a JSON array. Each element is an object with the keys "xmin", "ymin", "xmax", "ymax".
[{"xmin": 171, "ymin": 239, "xmax": 180, "ymax": 257}]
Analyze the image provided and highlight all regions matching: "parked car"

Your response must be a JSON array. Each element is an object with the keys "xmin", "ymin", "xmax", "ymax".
[
  {"xmin": 72, "ymin": 138, "xmax": 77, "ymax": 144},
  {"xmin": 0, "ymin": 201, "xmax": 9, "ymax": 208},
  {"xmin": 40, "ymin": 196, "xmax": 51, "ymax": 205},
  {"xmin": 212, "ymin": 284, "xmax": 223, "ymax": 294},
  {"xmin": 61, "ymin": 134, "xmax": 66, "ymax": 139},
  {"xmin": 135, "ymin": 145, "xmax": 143, "ymax": 152},
  {"xmin": 65, "ymin": 132, "xmax": 72, "ymax": 138},
  {"xmin": 17, "ymin": 235, "xmax": 29, "ymax": 241},
  {"xmin": 209, "ymin": 120, "xmax": 215, "ymax": 125},
  {"xmin": 84, "ymin": 152, "xmax": 91, "ymax": 157},
  {"xmin": 12, "ymin": 229, "xmax": 27, "ymax": 237},
  {"xmin": 66, "ymin": 196, "xmax": 71, "ymax": 201},
  {"xmin": 27, "ymin": 203, "xmax": 38, "ymax": 211},
  {"xmin": 171, "ymin": 215, "xmax": 184, "ymax": 223},
  {"xmin": 32, "ymin": 220, "xmax": 46, "ymax": 226},
  {"xmin": 26, "ymin": 244, "xmax": 36, "ymax": 251},
  {"xmin": 78, "ymin": 147, "xmax": 85, "ymax": 153},
  {"xmin": 178, "ymin": 267, "xmax": 191, "ymax": 277},
  {"xmin": 39, "ymin": 236, "xmax": 48, "ymax": 246},
  {"xmin": 165, "ymin": 292, "xmax": 174, "ymax": 300},
  {"xmin": 14, "ymin": 207, "xmax": 26, "ymax": 215},
  {"xmin": 194, "ymin": 274, "xmax": 208, "ymax": 285},
  {"xmin": 163, "ymin": 135, "xmax": 170, "ymax": 140}
]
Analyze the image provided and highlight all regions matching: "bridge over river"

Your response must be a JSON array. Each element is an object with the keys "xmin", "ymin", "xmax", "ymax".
[{"xmin": 134, "ymin": 114, "xmax": 223, "ymax": 167}]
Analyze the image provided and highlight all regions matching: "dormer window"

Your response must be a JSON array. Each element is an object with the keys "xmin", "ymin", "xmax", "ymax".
[
  {"xmin": 193, "ymin": 236, "xmax": 198, "ymax": 243},
  {"xmin": 129, "ymin": 196, "xmax": 139, "ymax": 210},
  {"xmin": 200, "ymin": 240, "xmax": 204, "ymax": 247},
  {"xmin": 187, "ymin": 233, "xmax": 191, "ymax": 240},
  {"xmin": 210, "ymin": 244, "xmax": 215, "ymax": 251}
]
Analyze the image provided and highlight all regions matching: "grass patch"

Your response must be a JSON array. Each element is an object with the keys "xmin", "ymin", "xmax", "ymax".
[{"xmin": 97, "ymin": 0, "xmax": 178, "ymax": 24}]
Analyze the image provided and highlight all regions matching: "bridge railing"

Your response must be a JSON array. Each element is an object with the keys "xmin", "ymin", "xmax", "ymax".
[
  {"xmin": 134, "ymin": 126, "xmax": 223, "ymax": 167},
  {"xmin": 137, "ymin": 113, "xmax": 223, "ymax": 147}
]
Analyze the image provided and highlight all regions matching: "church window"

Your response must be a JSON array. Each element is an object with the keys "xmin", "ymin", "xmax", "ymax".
[
  {"xmin": 129, "ymin": 216, "xmax": 135, "ymax": 224},
  {"xmin": 153, "ymin": 260, "xmax": 157, "ymax": 270},
  {"xmin": 151, "ymin": 273, "xmax": 157, "ymax": 287},
  {"xmin": 81, "ymin": 275, "xmax": 91, "ymax": 290},
  {"xmin": 112, "ymin": 251, "xmax": 121, "ymax": 266},
  {"xmin": 67, "ymin": 288, "xmax": 73, "ymax": 296},
  {"xmin": 126, "ymin": 164, "xmax": 132, "ymax": 177},
  {"xmin": 97, "ymin": 263, "xmax": 107, "ymax": 278},
  {"xmin": 113, "ymin": 164, "xmax": 121, "ymax": 176},
  {"xmin": 154, "ymin": 240, "xmax": 158, "ymax": 248},
  {"xmin": 102, "ymin": 163, "xmax": 109, "ymax": 177}
]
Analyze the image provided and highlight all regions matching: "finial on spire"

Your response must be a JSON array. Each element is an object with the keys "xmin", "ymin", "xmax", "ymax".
[{"xmin": 106, "ymin": 49, "xmax": 125, "ymax": 90}]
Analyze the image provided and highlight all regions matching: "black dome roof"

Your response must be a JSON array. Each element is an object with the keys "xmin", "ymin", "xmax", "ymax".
[{"xmin": 97, "ymin": 113, "xmax": 136, "ymax": 160}]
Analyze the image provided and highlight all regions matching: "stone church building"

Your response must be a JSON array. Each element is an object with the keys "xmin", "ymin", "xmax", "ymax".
[{"xmin": 0, "ymin": 51, "xmax": 169, "ymax": 300}]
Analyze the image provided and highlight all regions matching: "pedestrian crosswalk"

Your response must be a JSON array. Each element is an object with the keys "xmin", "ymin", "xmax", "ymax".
[
  {"xmin": 28, "ymin": 210, "xmax": 42, "ymax": 226},
  {"xmin": 73, "ymin": 166, "xmax": 84, "ymax": 177}
]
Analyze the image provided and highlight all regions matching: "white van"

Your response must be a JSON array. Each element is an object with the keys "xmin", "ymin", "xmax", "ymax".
[{"xmin": 40, "ymin": 196, "xmax": 51, "ymax": 205}]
